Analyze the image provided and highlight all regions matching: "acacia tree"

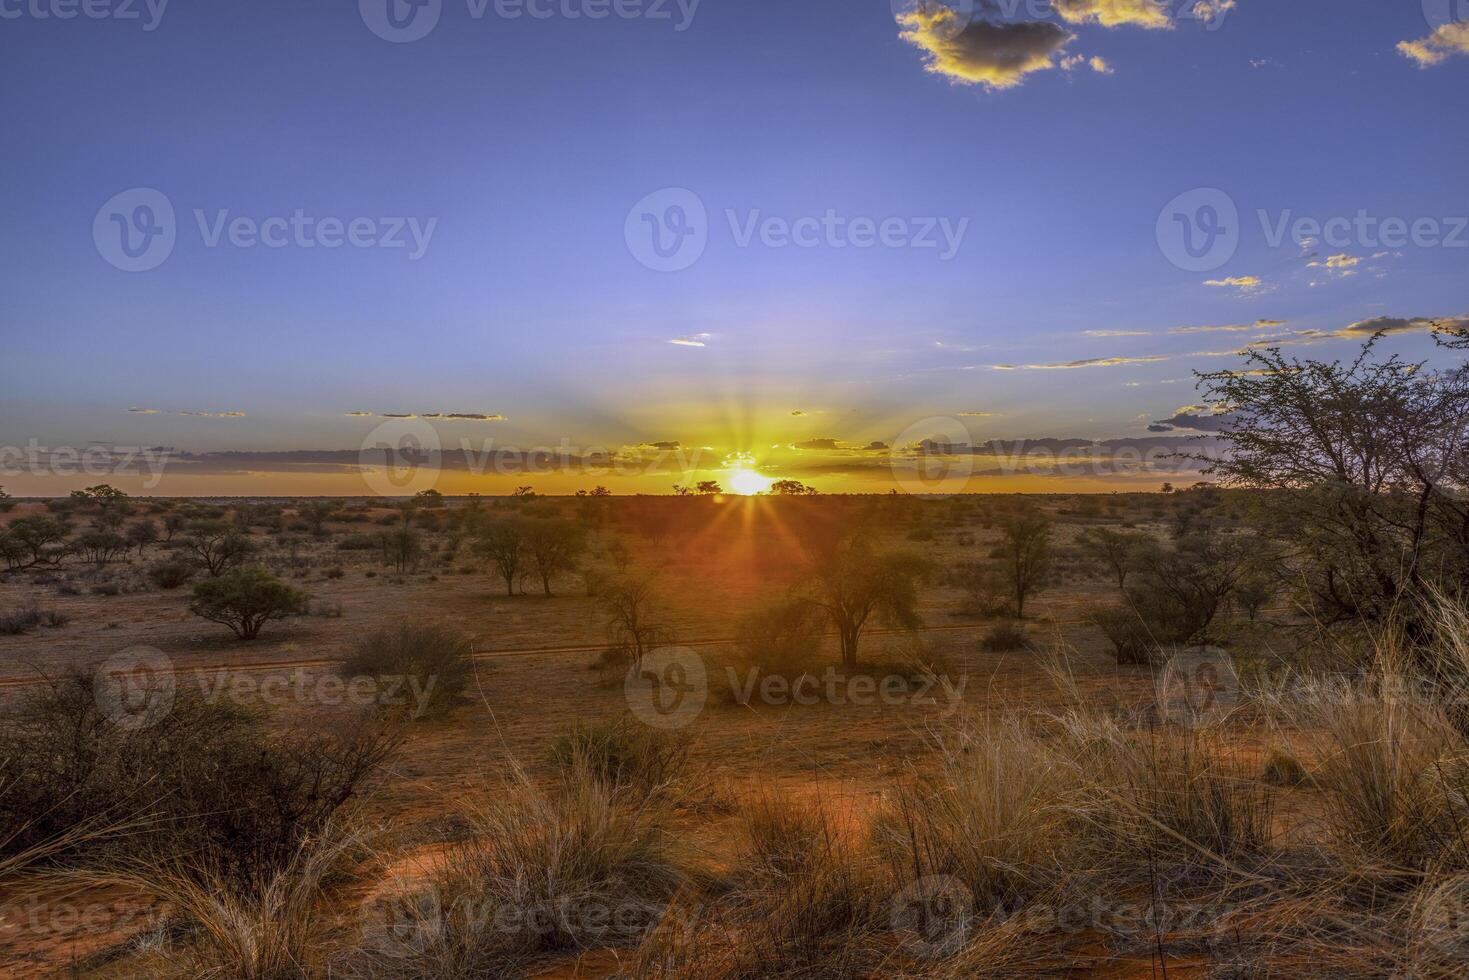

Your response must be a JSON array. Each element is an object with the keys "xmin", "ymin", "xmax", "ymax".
[
  {"xmin": 523, "ymin": 519, "xmax": 586, "ymax": 596},
  {"xmin": 181, "ymin": 521, "xmax": 256, "ymax": 577},
  {"xmin": 594, "ymin": 570, "xmax": 665, "ymax": 666},
  {"xmin": 0, "ymin": 516, "xmax": 71, "ymax": 569},
  {"xmin": 995, "ymin": 508, "xmax": 1052, "ymax": 619},
  {"xmin": 477, "ymin": 519, "xmax": 527, "ymax": 596},
  {"xmin": 1081, "ymin": 527, "xmax": 1150, "ymax": 592},
  {"xmin": 1190, "ymin": 335, "xmax": 1469, "ymax": 642},
  {"xmin": 794, "ymin": 514, "xmax": 927, "ymax": 668},
  {"xmin": 189, "ymin": 566, "xmax": 308, "ymax": 640}
]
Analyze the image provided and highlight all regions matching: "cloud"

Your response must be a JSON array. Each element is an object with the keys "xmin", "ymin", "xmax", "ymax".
[
  {"xmin": 898, "ymin": 6, "xmax": 1075, "ymax": 89},
  {"xmin": 1203, "ymin": 275, "xmax": 1266, "ymax": 294},
  {"xmin": 1337, "ymin": 315, "xmax": 1469, "ymax": 338},
  {"xmin": 790, "ymin": 410, "xmax": 807, "ymax": 417},
  {"xmin": 645, "ymin": 441, "xmax": 682, "ymax": 450},
  {"xmin": 1307, "ymin": 254, "xmax": 1362, "ymax": 280},
  {"xmin": 992, "ymin": 354, "xmax": 1171, "ymax": 370},
  {"xmin": 668, "ymin": 333, "xmax": 712, "ymax": 348},
  {"xmin": 1085, "ymin": 329, "xmax": 1150, "ymax": 337},
  {"xmin": 1155, "ymin": 410, "xmax": 1236, "ymax": 432},
  {"xmin": 350, "ymin": 411, "xmax": 507, "ymax": 422},
  {"xmin": 957, "ymin": 411, "xmax": 996, "ymax": 417},
  {"xmin": 422, "ymin": 413, "xmax": 508, "ymax": 422},
  {"xmin": 1052, "ymin": 0, "xmax": 1172, "ymax": 29},
  {"xmin": 1399, "ymin": 23, "xmax": 1469, "ymax": 67},
  {"xmin": 1061, "ymin": 53, "xmax": 1116, "ymax": 74},
  {"xmin": 130, "ymin": 408, "xmax": 245, "ymax": 418},
  {"xmin": 794, "ymin": 438, "xmax": 843, "ymax": 451},
  {"xmin": 1169, "ymin": 323, "xmax": 1254, "ymax": 334}
]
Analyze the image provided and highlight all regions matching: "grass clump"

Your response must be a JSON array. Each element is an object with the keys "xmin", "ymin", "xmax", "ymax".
[{"xmin": 338, "ymin": 623, "xmax": 474, "ymax": 720}]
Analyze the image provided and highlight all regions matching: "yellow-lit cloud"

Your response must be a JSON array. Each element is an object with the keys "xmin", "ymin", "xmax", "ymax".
[
  {"xmin": 1053, "ymin": 0, "xmax": 1172, "ymax": 30},
  {"xmin": 669, "ymin": 333, "xmax": 713, "ymax": 347},
  {"xmin": 993, "ymin": 355, "xmax": 1171, "ymax": 370},
  {"xmin": 1203, "ymin": 275, "xmax": 1265, "ymax": 293},
  {"xmin": 1399, "ymin": 23, "xmax": 1469, "ymax": 67},
  {"xmin": 898, "ymin": 6, "xmax": 1075, "ymax": 90}
]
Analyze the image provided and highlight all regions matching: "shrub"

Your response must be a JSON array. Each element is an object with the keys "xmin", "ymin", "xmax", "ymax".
[
  {"xmin": 147, "ymin": 559, "xmax": 194, "ymax": 590},
  {"xmin": 365, "ymin": 762, "xmax": 684, "ymax": 972},
  {"xmin": 0, "ymin": 671, "xmax": 400, "ymax": 892},
  {"xmin": 1086, "ymin": 602, "xmax": 1154, "ymax": 665},
  {"xmin": 547, "ymin": 716, "xmax": 692, "ymax": 797},
  {"xmin": 1261, "ymin": 746, "xmax": 1310, "ymax": 786},
  {"xmin": 0, "ymin": 606, "xmax": 44, "ymax": 635},
  {"xmin": 189, "ymin": 566, "xmax": 309, "ymax": 640},
  {"xmin": 337, "ymin": 624, "xmax": 473, "ymax": 720},
  {"xmin": 729, "ymin": 598, "xmax": 825, "ymax": 682},
  {"xmin": 979, "ymin": 621, "xmax": 1028, "ymax": 653}
]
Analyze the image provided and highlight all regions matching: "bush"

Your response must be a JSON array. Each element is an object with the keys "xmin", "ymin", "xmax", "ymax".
[
  {"xmin": 361, "ymin": 762, "xmax": 684, "ymax": 972},
  {"xmin": 1086, "ymin": 602, "xmax": 1154, "ymax": 665},
  {"xmin": 547, "ymin": 716, "xmax": 692, "ymax": 797},
  {"xmin": 0, "ymin": 606, "xmax": 44, "ymax": 635},
  {"xmin": 147, "ymin": 559, "xmax": 194, "ymax": 590},
  {"xmin": 189, "ymin": 566, "xmax": 309, "ymax": 640},
  {"xmin": 337, "ymin": 624, "xmax": 473, "ymax": 720},
  {"xmin": 0, "ymin": 671, "xmax": 400, "ymax": 893},
  {"xmin": 979, "ymin": 621, "xmax": 1028, "ymax": 652}
]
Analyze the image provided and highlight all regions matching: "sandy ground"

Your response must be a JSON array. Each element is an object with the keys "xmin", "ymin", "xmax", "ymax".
[{"xmin": 0, "ymin": 495, "xmax": 1299, "ymax": 976}]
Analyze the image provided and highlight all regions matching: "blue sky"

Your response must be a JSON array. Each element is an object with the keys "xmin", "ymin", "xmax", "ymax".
[{"xmin": 1, "ymin": 0, "xmax": 1466, "ymax": 493}]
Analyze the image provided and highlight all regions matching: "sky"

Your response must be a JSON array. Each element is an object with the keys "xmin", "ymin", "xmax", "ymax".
[{"xmin": 1, "ymin": 0, "xmax": 1466, "ymax": 495}]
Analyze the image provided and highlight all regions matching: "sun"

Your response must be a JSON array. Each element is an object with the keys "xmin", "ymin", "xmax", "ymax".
[{"xmin": 728, "ymin": 468, "xmax": 775, "ymax": 496}]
